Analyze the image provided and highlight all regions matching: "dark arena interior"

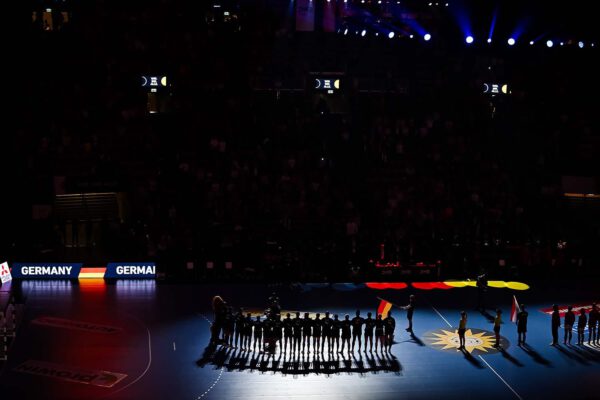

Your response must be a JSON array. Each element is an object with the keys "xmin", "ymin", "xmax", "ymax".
[{"xmin": 1, "ymin": 0, "xmax": 599, "ymax": 399}]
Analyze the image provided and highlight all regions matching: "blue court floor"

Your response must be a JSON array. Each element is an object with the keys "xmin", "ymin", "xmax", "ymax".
[{"xmin": 0, "ymin": 280, "xmax": 598, "ymax": 400}]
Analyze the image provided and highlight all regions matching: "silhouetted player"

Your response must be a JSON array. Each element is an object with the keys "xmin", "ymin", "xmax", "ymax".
[
  {"xmin": 364, "ymin": 312, "xmax": 375, "ymax": 352},
  {"xmin": 253, "ymin": 316, "xmax": 263, "ymax": 352},
  {"xmin": 223, "ymin": 306, "xmax": 234, "ymax": 347},
  {"xmin": 564, "ymin": 306, "xmax": 575, "ymax": 345},
  {"xmin": 332, "ymin": 314, "xmax": 341, "ymax": 353},
  {"xmin": 234, "ymin": 308, "xmax": 245, "ymax": 349},
  {"xmin": 384, "ymin": 311, "xmax": 396, "ymax": 352},
  {"xmin": 493, "ymin": 309, "xmax": 502, "ymax": 348},
  {"xmin": 273, "ymin": 315, "xmax": 283, "ymax": 350},
  {"xmin": 263, "ymin": 317, "xmax": 274, "ymax": 352},
  {"xmin": 551, "ymin": 304, "xmax": 560, "ymax": 346},
  {"xmin": 322, "ymin": 312, "xmax": 333, "ymax": 352},
  {"xmin": 211, "ymin": 296, "xmax": 227, "ymax": 345},
  {"xmin": 577, "ymin": 309, "xmax": 587, "ymax": 346},
  {"xmin": 458, "ymin": 311, "xmax": 467, "ymax": 349},
  {"xmin": 302, "ymin": 312, "xmax": 313, "ymax": 353},
  {"xmin": 293, "ymin": 312, "xmax": 303, "ymax": 353},
  {"xmin": 516, "ymin": 304, "xmax": 528, "ymax": 345},
  {"xmin": 340, "ymin": 314, "xmax": 351, "ymax": 353},
  {"xmin": 313, "ymin": 313, "xmax": 323, "ymax": 352},
  {"xmin": 351, "ymin": 310, "xmax": 364, "ymax": 352},
  {"xmin": 243, "ymin": 313, "xmax": 253, "ymax": 350},
  {"xmin": 375, "ymin": 314, "xmax": 385, "ymax": 352},
  {"xmin": 283, "ymin": 313, "xmax": 293, "ymax": 353},
  {"xmin": 402, "ymin": 295, "xmax": 415, "ymax": 332}
]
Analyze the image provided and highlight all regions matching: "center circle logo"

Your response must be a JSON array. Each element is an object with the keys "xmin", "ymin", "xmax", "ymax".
[{"xmin": 423, "ymin": 328, "xmax": 510, "ymax": 355}]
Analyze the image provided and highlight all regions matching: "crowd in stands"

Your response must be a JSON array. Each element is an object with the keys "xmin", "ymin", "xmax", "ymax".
[{"xmin": 6, "ymin": 0, "xmax": 599, "ymax": 282}]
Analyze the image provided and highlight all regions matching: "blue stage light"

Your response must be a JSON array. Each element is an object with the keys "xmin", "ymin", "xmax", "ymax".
[
  {"xmin": 546, "ymin": 40, "xmax": 553, "ymax": 48},
  {"xmin": 578, "ymin": 41, "xmax": 584, "ymax": 48},
  {"xmin": 361, "ymin": 30, "xmax": 367, "ymax": 37},
  {"xmin": 424, "ymin": 33, "xmax": 431, "ymax": 41},
  {"xmin": 466, "ymin": 36, "xmax": 474, "ymax": 44},
  {"xmin": 508, "ymin": 38, "xmax": 515, "ymax": 46},
  {"xmin": 388, "ymin": 32, "xmax": 395, "ymax": 39}
]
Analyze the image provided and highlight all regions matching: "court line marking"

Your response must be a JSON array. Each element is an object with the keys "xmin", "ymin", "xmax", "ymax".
[
  {"xmin": 196, "ymin": 313, "xmax": 224, "ymax": 400},
  {"xmin": 103, "ymin": 315, "xmax": 152, "ymax": 398},
  {"xmin": 431, "ymin": 306, "xmax": 453, "ymax": 328},
  {"xmin": 429, "ymin": 305, "xmax": 523, "ymax": 400},
  {"xmin": 477, "ymin": 355, "xmax": 523, "ymax": 400}
]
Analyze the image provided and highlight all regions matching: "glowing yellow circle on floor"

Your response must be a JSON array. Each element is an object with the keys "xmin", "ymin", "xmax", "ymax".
[
  {"xmin": 506, "ymin": 282, "xmax": 530, "ymax": 290},
  {"xmin": 443, "ymin": 281, "xmax": 468, "ymax": 288}
]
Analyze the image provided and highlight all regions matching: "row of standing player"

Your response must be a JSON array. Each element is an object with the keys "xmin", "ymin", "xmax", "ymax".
[
  {"xmin": 550, "ymin": 303, "xmax": 599, "ymax": 346},
  {"xmin": 455, "ymin": 303, "xmax": 600, "ymax": 350},
  {"xmin": 211, "ymin": 295, "xmax": 416, "ymax": 354},
  {"xmin": 216, "ymin": 310, "xmax": 404, "ymax": 353}
]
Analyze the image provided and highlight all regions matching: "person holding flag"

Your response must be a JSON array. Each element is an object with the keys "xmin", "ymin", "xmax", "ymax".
[
  {"xmin": 516, "ymin": 304, "xmax": 528, "ymax": 346},
  {"xmin": 510, "ymin": 296, "xmax": 528, "ymax": 346},
  {"xmin": 402, "ymin": 295, "xmax": 416, "ymax": 333}
]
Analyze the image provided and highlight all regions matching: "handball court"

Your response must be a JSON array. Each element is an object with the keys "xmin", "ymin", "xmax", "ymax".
[{"xmin": 0, "ymin": 279, "xmax": 598, "ymax": 400}]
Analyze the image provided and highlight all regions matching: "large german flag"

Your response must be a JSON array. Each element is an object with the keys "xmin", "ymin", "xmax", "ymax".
[{"xmin": 377, "ymin": 299, "xmax": 393, "ymax": 319}]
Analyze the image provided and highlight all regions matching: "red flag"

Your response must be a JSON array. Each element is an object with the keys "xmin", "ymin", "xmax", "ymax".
[
  {"xmin": 510, "ymin": 295, "xmax": 520, "ymax": 323},
  {"xmin": 378, "ymin": 299, "xmax": 393, "ymax": 319}
]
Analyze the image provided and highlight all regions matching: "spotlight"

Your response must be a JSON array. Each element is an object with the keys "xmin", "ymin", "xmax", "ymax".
[
  {"xmin": 592, "ymin": 43, "xmax": 595, "ymax": 47},
  {"xmin": 560, "ymin": 42, "xmax": 564, "ymax": 46},
  {"xmin": 466, "ymin": 36, "xmax": 474, "ymax": 44},
  {"xmin": 487, "ymin": 38, "xmax": 492, "ymax": 44},
  {"xmin": 375, "ymin": 32, "xmax": 379, "ymax": 36},
  {"xmin": 529, "ymin": 41, "xmax": 534, "ymax": 45},
  {"xmin": 546, "ymin": 40, "xmax": 553, "ymax": 48},
  {"xmin": 344, "ymin": 28, "xmax": 348, "ymax": 36},
  {"xmin": 578, "ymin": 41, "xmax": 584, "ymax": 48},
  {"xmin": 388, "ymin": 31, "xmax": 395, "ymax": 39},
  {"xmin": 409, "ymin": 34, "xmax": 414, "ymax": 39},
  {"xmin": 424, "ymin": 33, "xmax": 431, "ymax": 41},
  {"xmin": 507, "ymin": 38, "xmax": 515, "ymax": 46},
  {"xmin": 361, "ymin": 30, "xmax": 367, "ymax": 37}
]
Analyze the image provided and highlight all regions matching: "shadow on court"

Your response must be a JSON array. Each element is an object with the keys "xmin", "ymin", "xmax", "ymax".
[
  {"xmin": 460, "ymin": 348, "xmax": 485, "ymax": 369},
  {"xmin": 519, "ymin": 343, "xmax": 553, "ymax": 367},
  {"xmin": 196, "ymin": 344, "xmax": 402, "ymax": 376}
]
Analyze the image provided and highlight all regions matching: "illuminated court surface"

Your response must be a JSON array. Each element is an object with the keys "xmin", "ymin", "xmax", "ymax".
[{"xmin": 0, "ymin": 280, "xmax": 599, "ymax": 400}]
